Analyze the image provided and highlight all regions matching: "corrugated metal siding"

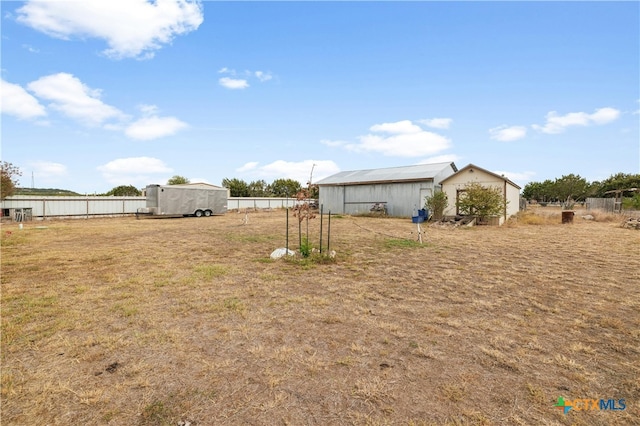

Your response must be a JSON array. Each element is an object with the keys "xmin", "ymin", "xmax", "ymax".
[
  {"xmin": 1, "ymin": 196, "xmax": 146, "ymax": 217},
  {"xmin": 317, "ymin": 162, "xmax": 457, "ymax": 217},
  {"xmin": 1, "ymin": 196, "xmax": 303, "ymax": 218},
  {"xmin": 318, "ymin": 187, "xmax": 345, "ymax": 214},
  {"xmin": 319, "ymin": 181, "xmax": 436, "ymax": 217},
  {"xmin": 228, "ymin": 197, "xmax": 298, "ymax": 210}
]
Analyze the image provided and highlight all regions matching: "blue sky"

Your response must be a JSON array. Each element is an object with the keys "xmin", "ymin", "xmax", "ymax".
[{"xmin": 1, "ymin": 0, "xmax": 638, "ymax": 194}]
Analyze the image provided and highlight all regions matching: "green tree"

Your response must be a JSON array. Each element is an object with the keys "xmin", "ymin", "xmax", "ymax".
[
  {"xmin": 522, "ymin": 179, "xmax": 555, "ymax": 202},
  {"xmin": 1, "ymin": 162, "xmax": 22, "ymax": 200},
  {"xmin": 222, "ymin": 178, "xmax": 250, "ymax": 197},
  {"xmin": 457, "ymin": 182, "xmax": 507, "ymax": 221},
  {"xmin": 104, "ymin": 185, "xmax": 142, "ymax": 196},
  {"xmin": 552, "ymin": 174, "xmax": 589, "ymax": 206},
  {"xmin": 424, "ymin": 191, "xmax": 448, "ymax": 220},
  {"xmin": 269, "ymin": 178, "xmax": 302, "ymax": 197},
  {"xmin": 167, "ymin": 175, "xmax": 190, "ymax": 185},
  {"xmin": 247, "ymin": 180, "xmax": 269, "ymax": 197},
  {"xmin": 593, "ymin": 173, "xmax": 640, "ymax": 197},
  {"xmin": 622, "ymin": 193, "xmax": 640, "ymax": 210}
]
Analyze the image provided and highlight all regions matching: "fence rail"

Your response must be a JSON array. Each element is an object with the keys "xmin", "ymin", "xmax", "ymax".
[{"xmin": 1, "ymin": 196, "xmax": 311, "ymax": 221}]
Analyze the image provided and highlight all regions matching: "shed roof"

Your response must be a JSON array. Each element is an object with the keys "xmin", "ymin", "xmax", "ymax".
[
  {"xmin": 439, "ymin": 163, "xmax": 521, "ymax": 189},
  {"xmin": 163, "ymin": 182, "xmax": 225, "ymax": 190},
  {"xmin": 316, "ymin": 162, "xmax": 457, "ymax": 186}
]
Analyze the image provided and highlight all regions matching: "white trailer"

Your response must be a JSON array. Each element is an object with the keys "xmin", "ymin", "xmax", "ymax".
[{"xmin": 139, "ymin": 184, "xmax": 228, "ymax": 218}]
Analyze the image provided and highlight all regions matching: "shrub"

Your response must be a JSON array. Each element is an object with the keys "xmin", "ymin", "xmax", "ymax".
[
  {"xmin": 424, "ymin": 191, "xmax": 448, "ymax": 220},
  {"xmin": 457, "ymin": 182, "xmax": 507, "ymax": 222},
  {"xmin": 300, "ymin": 236, "xmax": 312, "ymax": 258}
]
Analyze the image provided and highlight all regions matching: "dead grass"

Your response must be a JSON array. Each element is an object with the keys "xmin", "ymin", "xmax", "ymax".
[{"xmin": 1, "ymin": 209, "xmax": 639, "ymax": 425}]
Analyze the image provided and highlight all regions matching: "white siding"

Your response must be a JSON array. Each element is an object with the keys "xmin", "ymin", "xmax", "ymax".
[{"xmin": 441, "ymin": 168, "xmax": 520, "ymax": 225}]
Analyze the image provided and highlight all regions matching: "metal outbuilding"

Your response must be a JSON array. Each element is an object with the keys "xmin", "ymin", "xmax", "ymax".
[{"xmin": 316, "ymin": 162, "xmax": 458, "ymax": 217}]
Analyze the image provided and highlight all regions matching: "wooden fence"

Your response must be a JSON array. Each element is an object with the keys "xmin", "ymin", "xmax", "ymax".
[{"xmin": 585, "ymin": 198, "xmax": 617, "ymax": 213}]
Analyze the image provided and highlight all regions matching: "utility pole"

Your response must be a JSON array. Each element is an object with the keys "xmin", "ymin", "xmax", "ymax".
[{"xmin": 308, "ymin": 163, "xmax": 316, "ymax": 187}]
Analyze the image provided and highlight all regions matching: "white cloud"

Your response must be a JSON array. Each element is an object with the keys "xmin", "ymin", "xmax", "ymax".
[
  {"xmin": 240, "ymin": 160, "xmax": 341, "ymax": 185},
  {"xmin": 320, "ymin": 139, "xmax": 350, "ymax": 147},
  {"xmin": 27, "ymin": 73, "xmax": 125, "ymax": 126},
  {"xmin": 125, "ymin": 115, "xmax": 188, "ymax": 140},
  {"xmin": 532, "ymin": 107, "xmax": 620, "ymax": 134},
  {"xmin": 342, "ymin": 120, "xmax": 451, "ymax": 157},
  {"xmin": 16, "ymin": 0, "xmax": 203, "ymax": 60},
  {"xmin": 255, "ymin": 71, "xmax": 273, "ymax": 82},
  {"xmin": 1, "ymin": 79, "xmax": 47, "ymax": 119},
  {"xmin": 22, "ymin": 44, "xmax": 39, "ymax": 53},
  {"xmin": 417, "ymin": 154, "xmax": 461, "ymax": 165},
  {"xmin": 97, "ymin": 157, "xmax": 173, "ymax": 186},
  {"xmin": 138, "ymin": 104, "xmax": 160, "ymax": 116},
  {"xmin": 30, "ymin": 161, "xmax": 68, "ymax": 178},
  {"xmin": 492, "ymin": 170, "xmax": 536, "ymax": 186},
  {"xmin": 489, "ymin": 125, "xmax": 527, "ymax": 142},
  {"xmin": 236, "ymin": 162, "xmax": 259, "ymax": 172},
  {"xmin": 219, "ymin": 77, "xmax": 249, "ymax": 90},
  {"xmin": 370, "ymin": 120, "xmax": 422, "ymax": 134},
  {"xmin": 419, "ymin": 118, "xmax": 453, "ymax": 130},
  {"xmin": 218, "ymin": 68, "xmax": 274, "ymax": 87},
  {"xmin": 589, "ymin": 107, "xmax": 620, "ymax": 124}
]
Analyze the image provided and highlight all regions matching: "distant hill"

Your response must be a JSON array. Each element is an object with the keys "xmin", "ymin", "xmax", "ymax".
[{"xmin": 15, "ymin": 188, "xmax": 82, "ymax": 196}]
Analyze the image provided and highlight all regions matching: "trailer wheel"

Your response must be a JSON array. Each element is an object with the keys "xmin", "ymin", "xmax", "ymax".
[
  {"xmin": 194, "ymin": 210, "xmax": 204, "ymax": 217},
  {"xmin": 204, "ymin": 210, "xmax": 212, "ymax": 217}
]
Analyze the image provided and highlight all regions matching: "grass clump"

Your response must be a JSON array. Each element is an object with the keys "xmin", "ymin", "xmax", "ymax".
[
  {"xmin": 193, "ymin": 264, "xmax": 229, "ymax": 279},
  {"xmin": 140, "ymin": 400, "xmax": 174, "ymax": 425},
  {"xmin": 383, "ymin": 238, "xmax": 425, "ymax": 249}
]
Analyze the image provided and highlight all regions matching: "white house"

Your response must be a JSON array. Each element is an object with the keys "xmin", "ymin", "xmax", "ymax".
[{"xmin": 440, "ymin": 163, "xmax": 521, "ymax": 225}]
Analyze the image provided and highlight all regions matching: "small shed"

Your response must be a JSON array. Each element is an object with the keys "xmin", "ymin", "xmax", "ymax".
[
  {"xmin": 316, "ymin": 162, "xmax": 458, "ymax": 217},
  {"xmin": 440, "ymin": 163, "xmax": 521, "ymax": 225}
]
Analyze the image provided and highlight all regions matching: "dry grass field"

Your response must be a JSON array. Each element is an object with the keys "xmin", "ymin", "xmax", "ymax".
[{"xmin": 1, "ymin": 207, "xmax": 639, "ymax": 425}]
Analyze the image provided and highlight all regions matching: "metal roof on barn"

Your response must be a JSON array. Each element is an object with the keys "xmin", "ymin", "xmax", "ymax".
[{"xmin": 316, "ymin": 162, "xmax": 457, "ymax": 186}]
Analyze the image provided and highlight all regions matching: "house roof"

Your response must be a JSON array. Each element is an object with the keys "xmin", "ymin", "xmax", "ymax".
[
  {"xmin": 439, "ymin": 163, "xmax": 521, "ymax": 189},
  {"xmin": 316, "ymin": 162, "xmax": 457, "ymax": 186}
]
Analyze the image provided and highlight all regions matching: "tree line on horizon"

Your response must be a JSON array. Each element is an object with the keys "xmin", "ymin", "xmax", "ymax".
[
  {"xmin": 522, "ymin": 173, "xmax": 640, "ymax": 205},
  {"xmin": 2, "ymin": 162, "xmax": 637, "ymax": 203}
]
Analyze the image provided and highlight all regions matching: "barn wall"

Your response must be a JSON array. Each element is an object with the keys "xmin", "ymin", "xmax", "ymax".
[
  {"xmin": 318, "ymin": 186, "xmax": 345, "ymax": 214},
  {"xmin": 319, "ymin": 181, "xmax": 435, "ymax": 217}
]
